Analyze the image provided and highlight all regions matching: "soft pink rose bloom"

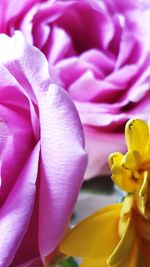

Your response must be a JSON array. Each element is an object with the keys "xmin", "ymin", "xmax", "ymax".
[
  {"xmin": 1, "ymin": 0, "xmax": 150, "ymax": 178},
  {"xmin": 0, "ymin": 31, "xmax": 87, "ymax": 267}
]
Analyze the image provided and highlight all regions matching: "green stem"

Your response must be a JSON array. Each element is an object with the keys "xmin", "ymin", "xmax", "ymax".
[{"xmin": 59, "ymin": 257, "xmax": 78, "ymax": 267}]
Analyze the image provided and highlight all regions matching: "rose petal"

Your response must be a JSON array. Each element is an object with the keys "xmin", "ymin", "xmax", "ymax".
[
  {"xmin": 83, "ymin": 126, "xmax": 125, "ymax": 179},
  {"xmin": 38, "ymin": 84, "xmax": 87, "ymax": 258},
  {"xmin": 0, "ymin": 142, "xmax": 40, "ymax": 266}
]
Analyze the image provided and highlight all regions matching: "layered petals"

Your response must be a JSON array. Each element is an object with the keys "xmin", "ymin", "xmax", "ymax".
[
  {"xmin": 0, "ymin": 32, "xmax": 87, "ymax": 266},
  {"xmin": 2, "ymin": 0, "xmax": 150, "ymax": 178},
  {"xmin": 60, "ymin": 118, "xmax": 150, "ymax": 266},
  {"xmin": 109, "ymin": 119, "xmax": 150, "ymax": 194},
  {"xmin": 60, "ymin": 202, "xmax": 140, "ymax": 267}
]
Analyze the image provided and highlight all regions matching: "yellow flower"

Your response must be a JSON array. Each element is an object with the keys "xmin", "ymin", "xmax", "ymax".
[{"xmin": 60, "ymin": 119, "xmax": 150, "ymax": 266}]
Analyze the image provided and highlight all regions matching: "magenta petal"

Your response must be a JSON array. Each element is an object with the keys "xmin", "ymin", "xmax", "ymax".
[
  {"xmin": 45, "ymin": 26, "xmax": 76, "ymax": 64},
  {"xmin": 81, "ymin": 49, "xmax": 115, "ymax": 74},
  {"xmin": 105, "ymin": 0, "xmax": 141, "ymax": 13},
  {"xmin": 69, "ymin": 71, "xmax": 120, "ymax": 102},
  {"xmin": 106, "ymin": 65, "xmax": 137, "ymax": 87},
  {"xmin": 38, "ymin": 84, "xmax": 87, "ymax": 259},
  {"xmin": 16, "ymin": 257, "xmax": 42, "ymax": 267},
  {"xmin": 0, "ymin": 32, "xmax": 51, "ymax": 99},
  {"xmin": 0, "ymin": 143, "xmax": 40, "ymax": 266},
  {"xmin": 83, "ymin": 126, "xmax": 125, "ymax": 179}
]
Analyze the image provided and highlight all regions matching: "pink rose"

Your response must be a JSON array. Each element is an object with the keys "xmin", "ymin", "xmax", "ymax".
[
  {"xmin": 0, "ymin": 32, "xmax": 87, "ymax": 267},
  {"xmin": 1, "ymin": 0, "xmax": 150, "ymax": 178}
]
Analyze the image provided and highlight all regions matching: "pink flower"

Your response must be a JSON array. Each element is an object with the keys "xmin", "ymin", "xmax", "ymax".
[
  {"xmin": 0, "ymin": 31, "xmax": 87, "ymax": 267},
  {"xmin": 1, "ymin": 0, "xmax": 150, "ymax": 178}
]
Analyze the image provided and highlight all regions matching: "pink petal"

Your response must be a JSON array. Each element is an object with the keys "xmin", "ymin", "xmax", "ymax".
[
  {"xmin": 83, "ymin": 126, "xmax": 125, "ymax": 179},
  {"xmin": 0, "ymin": 31, "xmax": 51, "ymax": 99},
  {"xmin": 0, "ymin": 142, "xmax": 40, "ymax": 266},
  {"xmin": 17, "ymin": 257, "xmax": 42, "ymax": 267},
  {"xmin": 38, "ymin": 84, "xmax": 87, "ymax": 259},
  {"xmin": 69, "ymin": 71, "xmax": 120, "ymax": 102}
]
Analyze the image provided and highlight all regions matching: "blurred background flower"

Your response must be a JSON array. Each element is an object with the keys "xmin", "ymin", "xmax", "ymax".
[
  {"xmin": 0, "ymin": 32, "xmax": 87, "ymax": 267},
  {"xmin": 1, "ymin": 0, "xmax": 150, "ymax": 178}
]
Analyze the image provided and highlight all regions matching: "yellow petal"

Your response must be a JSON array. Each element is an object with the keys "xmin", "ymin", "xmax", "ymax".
[
  {"xmin": 107, "ymin": 240, "xmax": 140, "ymax": 267},
  {"xmin": 111, "ymin": 165, "xmax": 135, "ymax": 192},
  {"xmin": 107, "ymin": 217, "xmax": 136, "ymax": 267},
  {"xmin": 108, "ymin": 152, "xmax": 123, "ymax": 169},
  {"xmin": 125, "ymin": 119, "xmax": 149, "ymax": 155},
  {"xmin": 142, "ymin": 139, "xmax": 150, "ymax": 169},
  {"xmin": 122, "ymin": 239, "xmax": 141, "ymax": 267},
  {"xmin": 119, "ymin": 195, "xmax": 133, "ymax": 238},
  {"xmin": 122, "ymin": 239, "xmax": 140, "ymax": 267},
  {"xmin": 60, "ymin": 204, "xmax": 122, "ymax": 259},
  {"xmin": 121, "ymin": 151, "xmax": 141, "ymax": 171},
  {"xmin": 136, "ymin": 171, "xmax": 148, "ymax": 217},
  {"xmin": 124, "ymin": 238, "xmax": 148, "ymax": 267},
  {"xmin": 80, "ymin": 257, "xmax": 107, "ymax": 267},
  {"xmin": 109, "ymin": 153, "xmax": 135, "ymax": 192}
]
